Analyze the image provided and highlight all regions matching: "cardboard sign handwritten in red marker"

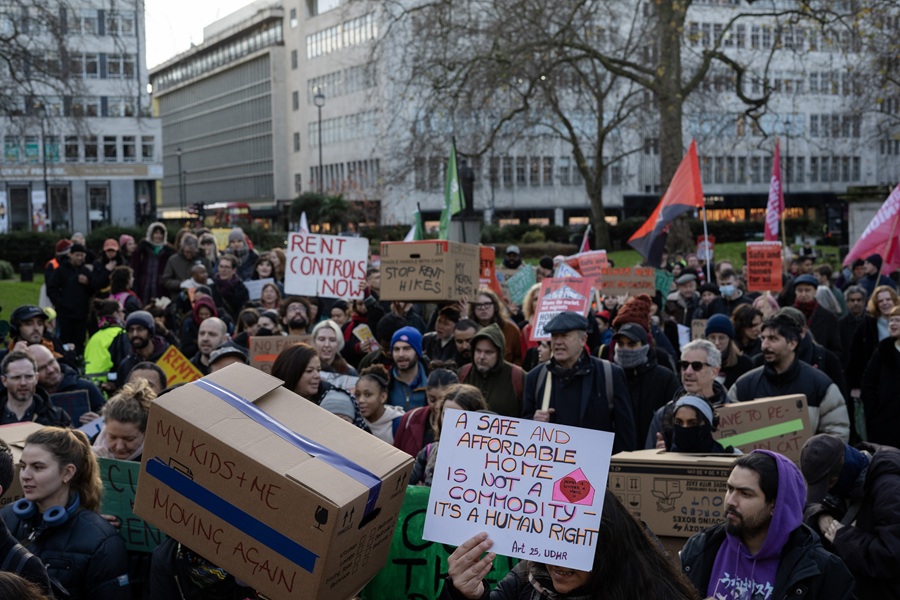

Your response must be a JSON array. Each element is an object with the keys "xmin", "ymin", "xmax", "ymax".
[
  {"xmin": 566, "ymin": 250, "xmax": 608, "ymax": 290},
  {"xmin": 530, "ymin": 277, "xmax": 593, "ymax": 341},
  {"xmin": 423, "ymin": 410, "xmax": 614, "ymax": 571},
  {"xmin": 599, "ymin": 267, "xmax": 656, "ymax": 293},
  {"xmin": 249, "ymin": 334, "xmax": 310, "ymax": 374},
  {"xmin": 746, "ymin": 242, "xmax": 783, "ymax": 292},
  {"xmin": 285, "ymin": 233, "xmax": 369, "ymax": 299}
]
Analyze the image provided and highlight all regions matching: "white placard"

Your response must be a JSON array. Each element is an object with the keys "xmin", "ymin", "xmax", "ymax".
[
  {"xmin": 284, "ymin": 233, "xmax": 368, "ymax": 299},
  {"xmin": 244, "ymin": 278, "xmax": 274, "ymax": 300},
  {"xmin": 423, "ymin": 409, "xmax": 614, "ymax": 571}
]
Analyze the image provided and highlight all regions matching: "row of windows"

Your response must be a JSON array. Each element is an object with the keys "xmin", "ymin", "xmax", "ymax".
[
  {"xmin": 308, "ymin": 111, "xmax": 378, "ymax": 146},
  {"xmin": 305, "ymin": 63, "xmax": 377, "ymax": 104},
  {"xmin": 0, "ymin": 7, "xmax": 135, "ymax": 37},
  {"xmin": 152, "ymin": 20, "xmax": 283, "ymax": 93},
  {"xmin": 687, "ymin": 21, "xmax": 861, "ymax": 53},
  {"xmin": 879, "ymin": 139, "xmax": 900, "ymax": 156},
  {"xmin": 2, "ymin": 51, "xmax": 136, "ymax": 80},
  {"xmin": 69, "ymin": 10, "xmax": 135, "ymax": 36},
  {"xmin": 2, "ymin": 135, "xmax": 155, "ymax": 164},
  {"xmin": 306, "ymin": 13, "xmax": 377, "ymax": 59},
  {"xmin": 699, "ymin": 155, "xmax": 862, "ymax": 185},
  {"xmin": 305, "ymin": 159, "xmax": 381, "ymax": 193},
  {"xmin": 809, "ymin": 114, "xmax": 862, "ymax": 138},
  {"xmin": 5, "ymin": 96, "xmax": 142, "ymax": 118}
]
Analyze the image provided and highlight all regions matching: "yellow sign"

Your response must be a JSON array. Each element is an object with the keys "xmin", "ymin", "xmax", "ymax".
[{"xmin": 156, "ymin": 345, "xmax": 203, "ymax": 386}]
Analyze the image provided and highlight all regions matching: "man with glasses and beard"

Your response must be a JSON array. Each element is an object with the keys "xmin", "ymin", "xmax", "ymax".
[
  {"xmin": 280, "ymin": 296, "xmax": 312, "ymax": 336},
  {"xmin": 727, "ymin": 313, "xmax": 849, "ymax": 441},
  {"xmin": 681, "ymin": 451, "xmax": 855, "ymax": 600}
]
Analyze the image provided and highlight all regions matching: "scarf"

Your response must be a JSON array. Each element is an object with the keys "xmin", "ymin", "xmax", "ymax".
[
  {"xmin": 613, "ymin": 344, "xmax": 650, "ymax": 369},
  {"xmin": 794, "ymin": 298, "xmax": 818, "ymax": 321}
]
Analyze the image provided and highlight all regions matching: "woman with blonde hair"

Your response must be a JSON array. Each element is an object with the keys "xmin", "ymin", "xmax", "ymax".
[
  {"xmin": 92, "ymin": 378, "xmax": 155, "ymax": 461},
  {"xmin": 2, "ymin": 428, "xmax": 130, "ymax": 599}
]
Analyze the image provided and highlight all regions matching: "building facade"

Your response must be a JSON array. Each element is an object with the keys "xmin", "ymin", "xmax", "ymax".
[{"xmin": 0, "ymin": 0, "xmax": 162, "ymax": 234}]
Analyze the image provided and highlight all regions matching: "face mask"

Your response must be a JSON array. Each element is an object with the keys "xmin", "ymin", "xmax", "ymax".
[
  {"xmin": 719, "ymin": 285, "xmax": 735, "ymax": 297},
  {"xmin": 614, "ymin": 344, "xmax": 650, "ymax": 369},
  {"xmin": 672, "ymin": 423, "xmax": 715, "ymax": 452}
]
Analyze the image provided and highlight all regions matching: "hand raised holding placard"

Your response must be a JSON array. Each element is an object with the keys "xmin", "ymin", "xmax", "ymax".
[{"xmin": 447, "ymin": 532, "xmax": 495, "ymax": 599}]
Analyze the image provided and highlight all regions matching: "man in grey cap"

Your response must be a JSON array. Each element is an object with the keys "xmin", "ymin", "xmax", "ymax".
[
  {"xmin": 522, "ymin": 311, "xmax": 636, "ymax": 453},
  {"xmin": 800, "ymin": 433, "xmax": 900, "ymax": 597},
  {"xmin": 665, "ymin": 273, "xmax": 700, "ymax": 333},
  {"xmin": 209, "ymin": 344, "xmax": 249, "ymax": 373}
]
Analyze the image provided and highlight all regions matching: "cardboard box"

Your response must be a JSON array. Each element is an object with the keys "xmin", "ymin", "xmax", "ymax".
[
  {"xmin": 0, "ymin": 422, "xmax": 46, "ymax": 507},
  {"xmin": 609, "ymin": 450, "xmax": 736, "ymax": 539},
  {"xmin": 134, "ymin": 364, "xmax": 413, "ymax": 600},
  {"xmin": 379, "ymin": 240, "xmax": 480, "ymax": 301},
  {"xmin": 713, "ymin": 395, "xmax": 811, "ymax": 463}
]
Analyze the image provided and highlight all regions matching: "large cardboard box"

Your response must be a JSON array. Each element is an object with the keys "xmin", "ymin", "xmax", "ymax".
[
  {"xmin": 713, "ymin": 395, "xmax": 811, "ymax": 463},
  {"xmin": 134, "ymin": 364, "xmax": 414, "ymax": 600},
  {"xmin": 0, "ymin": 422, "xmax": 45, "ymax": 507},
  {"xmin": 609, "ymin": 450, "xmax": 736, "ymax": 539},
  {"xmin": 379, "ymin": 240, "xmax": 480, "ymax": 301}
]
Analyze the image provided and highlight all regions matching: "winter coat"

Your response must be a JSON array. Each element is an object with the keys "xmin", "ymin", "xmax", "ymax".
[
  {"xmin": 861, "ymin": 337, "xmax": 900, "ymax": 448},
  {"xmin": 838, "ymin": 312, "xmax": 864, "ymax": 369},
  {"xmin": 0, "ymin": 516, "xmax": 53, "ymax": 595},
  {"xmin": 84, "ymin": 326, "xmax": 125, "ymax": 382},
  {"xmin": 47, "ymin": 260, "xmax": 93, "ymax": 319},
  {"xmin": 149, "ymin": 537, "xmax": 254, "ymax": 600},
  {"xmin": 461, "ymin": 324, "xmax": 525, "ymax": 418},
  {"xmin": 439, "ymin": 561, "xmax": 596, "ymax": 600},
  {"xmin": 645, "ymin": 382, "xmax": 729, "ymax": 450},
  {"xmin": 806, "ymin": 304, "xmax": 842, "ymax": 357},
  {"xmin": 617, "ymin": 347, "xmax": 680, "ymax": 444},
  {"xmin": 90, "ymin": 254, "xmax": 126, "ymax": 293},
  {"xmin": 727, "ymin": 357, "xmax": 849, "ymax": 441},
  {"xmin": 161, "ymin": 250, "xmax": 211, "ymax": 295},
  {"xmin": 115, "ymin": 336, "xmax": 170, "ymax": 385},
  {"xmin": 847, "ymin": 315, "xmax": 886, "ymax": 390},
  {"xmin": 665, "ymin": 291, "xmax": 700, "ymax": 328},
  {"xmin": 388, "ymin": 361, "xmax": 429, "ymax": 411},
  {"xmin": 367, "ymin": 404, "xmax": 405, "ymax": 444},
  {"xmin": 522, "ymin": 351, "xmax": 637, "ymax": 454},
  {"xmin": 42, "ymin": 362, "xmax": 106, "ymax": 414},
  {"xmin": 422, "ymin": 331, "xmax": 458, "ymax": 365},
  {"xmin": 2, "ymin": 504, "xmax": 131, "ymax": 600},
  {"xmin": 131, "ymin": 240, "xmax": 175, "ymax": 304},
  {"xmin": 681, "ymin": 523, "xmax": 855, "ymax": 600},
  {"xmin": 0, "ymin": 386, "xmax": 72, "ymax": 427}
]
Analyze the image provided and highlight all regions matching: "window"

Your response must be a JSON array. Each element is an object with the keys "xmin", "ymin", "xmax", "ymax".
[
  {"xmin": 44, "ymin": 136, "xmax": 60, "ymax": 163},
  {"xmin": 106, "ymin": 12, "xmax": 135, "ymax": 36},
  {"xmin": 737, "ymin": 157, "xmax": 747, "ymax": 183},
  {"xmin": 107, "ymin": 96, "xmax": 135, "ymax": 117},
  {"xmin": 516, "ymin": 157, "xmax": 526, "ymax": 186},
  {"xmin": 141, "ymin": 136, "xmax": 154, "ymax": 161},
  {"xmin": 750, "ymin": 156, "xmax": 762, "ymax": 184},
  {"xmin": 65, "ymin": 136, "xmax": 79, "ymax": 162},
  {"xmin": 108, "ymin": 54, "xmax": 135, "ymax": 79},
  {"xmin": 4, "ymin": 136, "xmax": 19, "ymax": 162},
  {"xmin": 810, "ymin": 156, "xmax": 818, "ymax": 182},
  {"xmin": 293, "ymin": 132, "xmax": 301, "ymax": 152},
  {"xmin": 103, "ymin": 136, "xmax": 118, "ymax": 162},
  {"xmin": 73, "ymin": 10, "xmax": 98, "ymax": 35},
  {"xmin": 290, "ymin": 8, "xmax": 297, "ymax": 28},
  {"xmin": 292, "ymin": 91, "xmax": 299, "ymax": 111},
  {"xmin": 295, "ymin": 173, "xmax": 302, "ymax": 193},
  {"xmin": 122, "ymin": 136, "xmax": 136, "ymax": 162},
  {"xmin": 291, "ymin": 49, "xmax": 298, "ymax": 69},
  {"xmin": 88, "ymin": 185, "xmax": 110, "ymax": 230},
  {"xmin": 502, "ymin": 157, "xmax": 513, "ymax": 188},
  {"xmin": 558, "ymin": 157, "xmax": 571, "ymax": 186},
  {"xmin": 84, "ymin": 136, "xmax": 98, "ymax": 162},
  {"xmin": 543, "ymin": 157, "xmax": 554, "ymax": 186},
  {"xmin": 530, "ymin": 157, "xmax": 540, "ymax": 186},
  {"xmin": 70, "ymin": 97, "xmax": 99, "ymax": 117}
]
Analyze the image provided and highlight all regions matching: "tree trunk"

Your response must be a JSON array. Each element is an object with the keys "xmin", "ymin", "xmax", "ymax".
[{"xmin": 588, "ymin": 188, "xmax": 611, "ymax": 251}]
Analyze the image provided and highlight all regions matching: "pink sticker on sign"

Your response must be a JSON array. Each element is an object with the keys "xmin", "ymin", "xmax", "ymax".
[{"xmin": 552, "ymin": 468, "xmax": 595, "ymax": 505}]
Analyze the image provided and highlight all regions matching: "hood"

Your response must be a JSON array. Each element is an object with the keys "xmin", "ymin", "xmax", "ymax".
[
  {"xmin": 57, "ymin": 362, "xmax": 81, "ymax": 390},
  {"xmin": 471, "ymin": 323, "xmax": 506, "ymax": 357},
  {"xmin": 146, "ymin": 221, "xmax": 168, "ymax": 244},
  {"xmin": 746, "ymin": 450, "xmax": 805, "ymax": 559},
  {"xmin": 192, "ymin": 296, "xmax": 219, "ymax": 325}
]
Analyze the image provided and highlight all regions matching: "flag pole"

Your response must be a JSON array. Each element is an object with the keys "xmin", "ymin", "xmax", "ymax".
[{"xmin": 702, "ymin": 204, "xmax": 712, "ymax": 282}]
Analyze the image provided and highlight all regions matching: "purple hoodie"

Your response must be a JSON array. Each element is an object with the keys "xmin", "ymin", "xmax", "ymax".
[{"xmin": 706, "ymin": 450, "xmax": 805, "ymax": 600}]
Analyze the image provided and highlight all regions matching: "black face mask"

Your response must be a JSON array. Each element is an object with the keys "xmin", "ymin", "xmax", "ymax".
[{"xmin": 671, "ymin": 423, "xmax": 715, "ymax": 453}]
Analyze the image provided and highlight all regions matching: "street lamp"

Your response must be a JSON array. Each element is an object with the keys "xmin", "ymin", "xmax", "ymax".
[
  {"xmin": 176, "ymin": 146, "xmax": 184, "ymax": 215},
  {"xmin": 313, "ymin": 90, "xmax": 325, "ymax": 193}
]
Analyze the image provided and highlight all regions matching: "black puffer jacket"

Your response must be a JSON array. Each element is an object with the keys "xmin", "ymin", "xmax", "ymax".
[
  {"xmin": 1, "ymin": 504, "xmax": 130, "ymax": 600},
  {"xmin": 860, "ymin": 338, "xmax": 900, "ymax": 448},
  {"xmin": 617, "ymin": 347, "xmax": 680, "ymax": 444}
]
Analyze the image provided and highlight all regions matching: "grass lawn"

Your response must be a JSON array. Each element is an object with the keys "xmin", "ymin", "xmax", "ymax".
[
  {"xmin": 606, "ymin": 241, "xmax": 840, "ymax": 270},
  {"xmin": 1, "ymin": 274, "xmax": 44, "ymax": 314}
]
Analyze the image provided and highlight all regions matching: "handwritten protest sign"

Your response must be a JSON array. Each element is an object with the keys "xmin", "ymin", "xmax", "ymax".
[
  {"xmin": 156, "ymin": 345, "xmax": 203, "ymax": 386},
  {"xmin": 380, "ymin": 240, "xmax": 480, "ymax": 301},
  {"xmin": 244, "ymin": 278, "xmax": 274, "ymax": 301},
  {"xmin": 505, "ymin": 267, "xmax": 536, "ymax": 306},
  {"xmin": 599, "ymin": 267, "xmax": 656, "ymax": 293},
  {"xmin": 567, "ymin": 250, "xmax": 608, "ymax": 290},
  {"xmin": 249, "ymin": 334, "xmax": 310, "ymax": 374},
  {"xmin": 363, "ymin": 485, "xmax": 517, "ymax": 600},
  {"xmin": 99, "ymin": 457, "xmax": 164, "ymax": 553},
  {"xmin": 49, "ymin": 390, "xmax": 90, "ymax": 424},
  {"xmin": 691, "ymin": 319, "xmax": 708, "ymax": 341},
  {"xmin": 697, "ymin": 235, "xmax": 715, "ymax": 261},
  {"xmin": 746, "ymin": 242, "xmax": 783, "ymax": 292},
  {"xmin": 424, "ymin": 410, "xmax": 614, "ymax": 571},
  {"xmin": 713, "ymin": 395, "xmax": 812, "ymax": 462},
  {"xmin": 285, "ymin": 233, "xmax": 368, "ymax": 299},
  {"xmin": 531, "ymin": 277, "xmax": 592, "ymax": 341}
]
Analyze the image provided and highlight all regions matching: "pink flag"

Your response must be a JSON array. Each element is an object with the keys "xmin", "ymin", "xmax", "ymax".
[
  {"xmin": 764, "ymin": 140, "xmax": 784, "ymax": 241},
  {"xmin": 579, "ymin": 224, "xmax": 592, "ymax": 253},
  {"xmin": 844, "ymin": 183, "xmax": 900, "ymax": 275}
]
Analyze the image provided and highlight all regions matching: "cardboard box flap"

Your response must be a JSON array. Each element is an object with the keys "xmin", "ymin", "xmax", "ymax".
[
  {"xmin": 202, "ymin": 363, "xmax": 284, "ymax": 402},
  {"xmin": 285, "ymin": 459, "xmax": 369, "ymax": 507},
  {"xmin": 0, "ymin": 422, "xmax": 46, "ymax": 448}
]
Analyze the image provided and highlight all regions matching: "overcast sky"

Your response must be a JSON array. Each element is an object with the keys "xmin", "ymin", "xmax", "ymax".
[{"xmin": 145, "ymin": 0, "xmax": 253, "ymax": 68}]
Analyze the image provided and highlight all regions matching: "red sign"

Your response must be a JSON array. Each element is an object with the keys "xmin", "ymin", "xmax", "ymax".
[
  {"xmin": 531, "ymin": 277, "xmax": 593, "ymax": 341},
  {"xmin": 746, "ymin": 242, "xmax": 783, "ymax": 292}
]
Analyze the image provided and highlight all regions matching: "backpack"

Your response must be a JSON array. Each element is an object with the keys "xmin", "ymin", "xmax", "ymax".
[
  {"xmin": 535, "ymin": 359, "xmax": 615, "ymax": 414},
  {"xmin": 458, "ymin": 363, "xmax": 525, "ymax": 399},
  {"xmin": 2, "ymin": 541, "xmax": 70, "ymax": 599}
]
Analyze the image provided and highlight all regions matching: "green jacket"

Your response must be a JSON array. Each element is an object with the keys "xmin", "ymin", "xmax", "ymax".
[{"xmin": 461, "ymin": 323, "xmax": 525, "ymax": 418}]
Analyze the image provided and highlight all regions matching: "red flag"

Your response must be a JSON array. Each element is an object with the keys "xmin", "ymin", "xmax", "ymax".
[
  {"xmin": 844, "ymin": 183, "xmax": 900, "ymax": 275},
  {"xmin": 765, "ymin": 140, "xmax": 785, "ymax": 241},
  {"xmin": 628, "ymin": 140, "xmax": 704, "ymax": 266},
  {"xmin": 579, "ymin": 224, "xmax": 591, "ymax": 253}
]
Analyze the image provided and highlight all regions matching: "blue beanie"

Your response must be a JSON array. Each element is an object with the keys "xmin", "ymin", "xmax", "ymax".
[
  {"xmin": 391, "ymin": 326, "xmax": 423, "ymax": 357},
  {"xmin": 705, "ymin": 314, "xmax": 734, "ymax": 339}
]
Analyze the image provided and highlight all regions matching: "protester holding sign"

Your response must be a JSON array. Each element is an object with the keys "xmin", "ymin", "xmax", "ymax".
[
  {"xmin": 2, "ymin": 427, "xmax": 130, "ymax": 600},
  {"xmin": 441, "ymin": 491, "xmax": 698, "ymax": 600}
]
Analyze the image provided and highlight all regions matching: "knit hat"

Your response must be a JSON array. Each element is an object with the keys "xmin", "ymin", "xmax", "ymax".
[
  {"xmin": 320, "ymin": 391, "xmax": 356, "ymax": 421},
  {"xmin": 103, "ymin": 238, "xmax": 119, "ymax": 251},
  {"xmin": 596, "ymin": 310, "xmax": 611, "ymax": 324},
  {"xmin": 55, "ymin": 239, "xmax": 73, "ymax": 255},
  {"xmin": 69, "ymin": 243, "xmax": 86, "ymax": 254},
  {"xmin": 674, "ymin": 396, "xmax": 715, "ymax": 429},
  {"xmin": 612, "ymin": 294, "xmax": 652, "ymax": 332},
  {"xmin": 539, "ymin": 256, "xmax": 554, "ymax": 270},
  {"xmin": 705, "ymin": 314, "xmax": 735, "ymax": 339},
  {"xmin": 391, "ymin": 326, "xmax": 423, "ymax": 357},
  {"xmin": 119, "ymin": 234, "xmax": 135, "ymax": 249},
  {"xmin": 125, "ymin": 310, "xmax": 155, "ymax": 334},
  {"xmin": 312, "ymin": 319, "xmax": 345, "ymax": 352},
  {"xmin": 228, "ymin": 228, "xmax": 245, "ymax": 243},
  {"xmin": 865, "ymin": 254, "xmax": 883, "ymax": 270},
  {"xmin": 698, "ymin": 282, "xmax": 720, "ymax": 296}
]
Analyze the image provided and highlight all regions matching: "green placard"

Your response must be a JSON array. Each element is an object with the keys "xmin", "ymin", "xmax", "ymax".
[
  {"xmin": 361, "ymin": 485, "xmax": 517, "ymax": 600},
  {"xmin": 506, "ymin": 266, "xmax": 536, "ymax": 306},
  {"xmin": 99, "ymin": 457, "xmax": 165, "ymax": 553},
  {"xmin": 655, "ymin": 269, "xmax": 675, "ymax": 295}
]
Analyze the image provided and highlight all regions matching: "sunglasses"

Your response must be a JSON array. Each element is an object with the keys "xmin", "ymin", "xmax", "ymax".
[{"xmin": 678, "ymin": 360, "xmax": 709, "ymax": 372}]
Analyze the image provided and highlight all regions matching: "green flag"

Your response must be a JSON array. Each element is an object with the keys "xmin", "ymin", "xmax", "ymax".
[
  {"xmin": 438, "ymin": 140, "xmax": 463, "ymax": 239},
  {"xmin": 404, "ymin": 208, "xmax": 424, "ymax": 241}
]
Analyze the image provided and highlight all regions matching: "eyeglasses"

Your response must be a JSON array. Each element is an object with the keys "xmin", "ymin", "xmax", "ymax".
[
  {"xmin": 678, "ymin": 361, "xmax": 709, "ymax": 372},
  {"xmin": 473, "ymin": 302, "xmax": 493, "ymax": 309}
]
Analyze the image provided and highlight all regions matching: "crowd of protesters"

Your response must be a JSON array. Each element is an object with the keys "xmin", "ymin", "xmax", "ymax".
[{"xmin": 1, "ymin": 226, "xmax": 899, "ymax": 598}]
